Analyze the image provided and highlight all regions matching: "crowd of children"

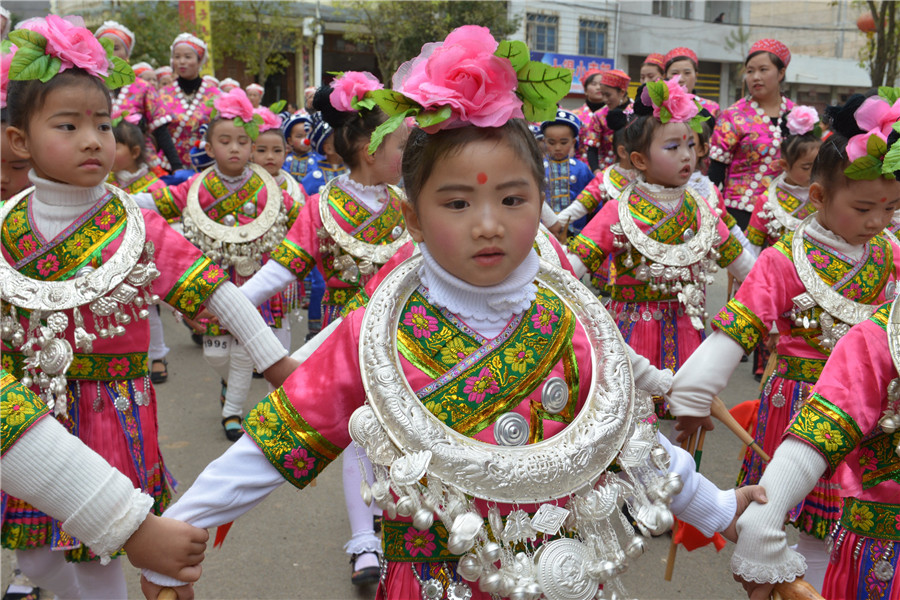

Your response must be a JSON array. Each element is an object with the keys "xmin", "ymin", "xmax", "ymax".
[{"xmin": 1, "ymin": 10, "xmax": 899, "ymax": 600}]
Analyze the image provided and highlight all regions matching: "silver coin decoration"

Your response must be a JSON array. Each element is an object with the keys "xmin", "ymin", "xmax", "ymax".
[
  {"xmin": 421, "ymin": 578, "xmax": 444, "ymax": 599},
  {"xmin": 535, "ymin": 539, "xmax": 598, "ymax": 600},
  {"xmin": 541, "ymin": 377, "xmax": 569, "ymax": 414},
  {"xmin": 874, "ymin": 558, "xmax": 894, "ymax": 582},
  {"xmin": 494, "ymin": 412, "xmax": 529, "ymax": 446},
  {"xmin": 446, "ymin": 581, "xmax": 472, "ymax": 600},
  {"xmin": 771, "ymin": 392, "xmax": 786, "ymax": 408}
]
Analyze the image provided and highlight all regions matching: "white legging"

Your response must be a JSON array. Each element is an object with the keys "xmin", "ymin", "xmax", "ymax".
[
  {"xmin": 342, "ymin": 441, "xmax": 381, "ymax": 565},
  {"xmin": 147, "ymin": 306, "xmax": 169, "ymax": 362},
  {"xmin": 794, "ymin": 531, "xmax": 828, "ymax": 593},
  {"xmin": 16, "ymin": 548, "xmax": 126, "ymax": 599}
]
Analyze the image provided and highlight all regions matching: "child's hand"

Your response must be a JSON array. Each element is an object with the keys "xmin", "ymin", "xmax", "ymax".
[
  {"xmin": 124, "ymin": 514, "xmax": 207, "ymax": 581},
  {"xmin": 673, "ymin": 414, "xmax": 714, "ymax": 443},
  {"xmin": 264, "ymin": 356, "xmax": 300, "ymax": 389},
  {"xmin": 765, "ymin": 332, "xmax": 779, "ymax": 354},
  {"xmin": 182, "ymin": 314, "xmax": 208, "ymax": 334},
  {"xmin": 722, "ymin": 485, "xmax": 767, "ymax": 543},
  {"xmin": 731, "ymin": 575, "xmax": 774, "ymax": 600},
  {"xmin": 140, "ymin": 577, "xmax": 194, "ymax": 600}
]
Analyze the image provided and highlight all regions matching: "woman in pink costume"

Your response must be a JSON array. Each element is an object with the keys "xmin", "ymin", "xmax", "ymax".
[
  {"xmin": 669, "ymin": 91, "xmax": 900, "ymax": 592},
  {"xmin": 664, "ymin": 47, "xmax": 719, "ymax": 119},
  {"xmin": 156, "ymin": 33, "xmax": 220, "ymax": 170},
  {"xmin": 573, "ymin": 68, "xmax": 606, "ymax": 163},
  {"xmin": 709, "ymin": 39, "xmax": 794, "ymax": 231},
  {"xmin": 584, "ymin": 69, "xmax": 632, "ymax": 173}
]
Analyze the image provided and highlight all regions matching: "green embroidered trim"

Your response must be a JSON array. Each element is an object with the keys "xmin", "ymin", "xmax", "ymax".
[
  {"xmin": 712, "ymin": 298, "xmax": 767, "ymax": 353},
  {"xmin": 164, "ymin": 257, "xmax": 228, "ymax": 319},
  {"xmin": 773, "ymin": 355, "xmax": 826, "ymax": 383},
  {"xmin": 859, "ymin": 429, "xmax": 900, "ymax": 489},
  {"xmin": 341, "ymin": 289, "xmax": 370, "ymax": 318},
  {"xmin": 871, "ymin": 302, "xmax": 891, "ymax": 331},
  {"xmin": 567, "ymin": 234, "xmax": 606, "ymax": 274},
  {"xmin": 285, "ymin": 200, "xmax": 300, "ymax": 229},
  {"xmin": 322, "ymin": 287, "xmax": 357, "ymax": 308},
  {"xmin": 122, "ymin": 171, "xmax": 161, "ymax": 195},
  {"xmin": 328, "ymin": 185, "xmax": 405, "ymax": 246},
  {"xmin": 1, "ymin": 369, "xmax": 50, "ymax": 456},
  {"xmin": 406, "ymin": 287, "xmax": 576, "ymax": 437},
  {"xmin": 721, "ymin": 210, "xmax": 737, "ymax": 230},
  {"xmin": 152, "ymin": 186, "xmax": 182, "ymax": 222},
  {"xmin": 244, "ymin": 387, "xmax": 341, "ymax": 489},
  {"xmin": 270, "ymin": 238, "xmax": 315, "ymax": 280},
  {"xmin": 745, "ymin": 226, "xmax": 767, "ymax": 247},
  {"xmin": 627, "ymin": 187, "xmax": 700, "ymax": 242},
  {"xmin": 788, "ymin": 393, "xmax": 862, "ymax": 474},
  {"xmin": 840, "ymin": 497, "xmax": 900, "ymax": 541},
  {"xmin": 576, "ymin": 188, "xmax": 600, "ymax": 212},
  {"xmin": 1, "ymin": 199, "xmax": 34, "ymax": 261},
  {"xmin": 382, "ymin": 519, "xmax": 458, "ymax": 563},
  {"xmin": 3, "ymin": 351, "xmax": 148, "ymax": 382},
  {"xmin": 204, "ymin": 171, "xmax": 265, "ymax": 222},
  {"xmin": 716, "ymin": 234, "xmax": 743, "ymax": 268}
]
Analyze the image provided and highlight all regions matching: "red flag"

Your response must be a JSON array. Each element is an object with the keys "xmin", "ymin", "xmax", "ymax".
[
  {"xmin": 213, "ymin": 521, "xmax": 234, "ymax": 548},
  {"xmin": 672, "ymin": 518, "xmax": 727, "ymax": 552}
]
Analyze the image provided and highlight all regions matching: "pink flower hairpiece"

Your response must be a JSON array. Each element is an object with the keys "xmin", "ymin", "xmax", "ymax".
[
  {"xmin": 211, "ymin": 88, "xmax": 266, "ymax": 140},
  {"xmin": 785, "ymin": 105, "xmax": 820, "ymax": 137},
  {"xmin": 254, "ymin": 101, "xmax": 285, "ymax": 134},
  {"xmin": 111, "ymin": 109, "xmax": 141, "ymax": 127},
  {"xmin": 329, "ymin": 71, "xmax": 383, "ymax": 113},
  {"xmin": 363, "ymin": 25, "xmax": 571, "ymax": 153},
  {"xmin": 641, "ymin": 75, "xmax": 707, "ymax": 132},
  {"xmin": 6, "ymin": 15, "xmax": 133, "ymax": 89},
  {"xmin": 1, "ymin": 43, "xmax": 15, "ymax": 108},
  {"xmin": 844, "ymin": 86, "xmax": 900, "ymax": 180}
]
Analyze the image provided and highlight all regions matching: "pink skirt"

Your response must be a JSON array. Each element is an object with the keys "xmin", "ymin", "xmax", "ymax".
[{"xmin": 824, "ymin": 529, "xmax": 899, "ymax": 600}]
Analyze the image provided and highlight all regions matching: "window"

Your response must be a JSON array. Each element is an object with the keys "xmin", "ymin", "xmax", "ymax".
[
  {"xmin": 579, "ymin": 19, "xmax": 607, "ymax": 56},
  {"xmin": 652, "ymin": 1, "xmax": 692, "ymax": 20},
  {"xmin": 526, "ymin": 13, "xmax": 558, "ymax": 52}
]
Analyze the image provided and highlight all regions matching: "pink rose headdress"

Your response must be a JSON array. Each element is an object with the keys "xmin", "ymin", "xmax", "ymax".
[
  {"xmin": 844, "ymin": 86, "xmax": 900, "ymax": 180},
  {"xmin": 640, "ymin": 75, "xmax": 708, "ymax": 132},
  {"xmin": 785, "ymin": 105, "xmax": 821, "ymax": 137},
  {"xmin": 254, "ymin": 100, "xmax": 287, "ymax": 134},
  {"xmin": 329, "ymin": 70, "xmax": 383, "ymax": 113},
  {"xmin": 363, "ymin": 25, "xmax": 571, "ymax": 153},
  {"xmin": 6, "ymin": 15, "xmax": 134, "ymax": 89},
  {"xmin": 210, "ymin": 87, "xmax": 264, "ymax": 140},
  {"xmin": 1, "ymin": 42, "xmax": 15, "ymax": 108},
  {"xmin": 111, "ymin": 108, "xmax": 141, "ymax": 128}
]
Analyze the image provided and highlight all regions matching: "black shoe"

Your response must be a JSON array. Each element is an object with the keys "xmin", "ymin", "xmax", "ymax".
[
  {"xmin": 220, "ymin": 379, "xmax": 227, "ymax": 407},
  {"xmin": 191, "ymin": 332, "xmax": 203, "ymax": 346},
  {"xmin": 222, "ymin": 416, "xmax": 244, "ymax": 441},
  {"xmin": 349, "ymin": 552, "xmax": 380, "ymax": 586},
  {"xmin": 373, "ymin": 515, "xmax": 382, "ymax": 534},
  {"xmin": 252, "ymin": 370, "xmax": 264, "ymax": 379},
  {"xmin": 150, "ymin": 359, "xmax": 168, "ymax": 384}
]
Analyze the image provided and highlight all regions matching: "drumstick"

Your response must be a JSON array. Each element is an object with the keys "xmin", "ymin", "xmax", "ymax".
[
  {"xmin": 157, "ymin": 589, "xmax": 177, "ymax": 600},
  {"xmin": 710, "ymin": 396, "xmax": 770, "ymax": 463},
  {"xmin": 664, "ymin": 431, "xmax": 697, "ymax": 581}
]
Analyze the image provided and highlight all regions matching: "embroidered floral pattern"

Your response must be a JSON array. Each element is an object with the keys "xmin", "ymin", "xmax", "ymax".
[
  {"xmin": 463, "ymin": 367, "xmax": 499, "ymax": 403},
  {"xmin": 840, "ymin": 498, "xmax": 900, "ymax": 541},
  {"xmin": 503, "ymin": 342, "xmax": 535, "ymax": 374},
  {"xmin": 403, "ymin": 305, "xmax": 438, "ymax": 339},
  {"xmin": 36, "ymin": 254, "xmax": 60, "ymax": 277},
  {"xmin": 713, "ymin": 299, "xmax": 767, "ymax": 353},
  {"xmin": 1, "ymin": 370, "xmax": 50, "ymax": 456},
  {"xmin": 789, "ymin": 393, "xmax": 862, "ymax": 474},
  {"xmin": 283, "ymin": 447, "xmax": 316, "ymax": 479},
  {"xmin": 3, "ymin": 351, "xmax": 148, "ymax": 381},
  {"xmin": 165, "ymin": 257, "xmax": 229, "ymax": 319},
  {"xmin": 404, "ymin": 527, "xmax": 437, "ymax": 558},
  {"xmin": 531, "ymin": 305, "xmax": 558, "ymax": 334}
]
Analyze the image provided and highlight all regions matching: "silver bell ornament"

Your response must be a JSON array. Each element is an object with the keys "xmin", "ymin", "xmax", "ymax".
[
  {"xmin": 412, "ymin": 508, "xmax": 434, "ymax": 531},
  {"xmin": 456, "ymin": 554, "xmax": 482, "ymax": 581}
]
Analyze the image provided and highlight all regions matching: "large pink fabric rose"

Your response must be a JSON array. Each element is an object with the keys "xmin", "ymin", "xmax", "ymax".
[
  {"xmin": 25, "ymin": 15, "xmax": 109, "ymax": 78},
  {"xmin": 656, "ymin": 76, "xmax": 697, "ymax": 123},
  {"xmin": 846, "ymin": 130, "xmax": 888, "ymax": 163},
  {"xmin": 1, "ymin": 46, "xmax": 15, "ymax": 108},
  {"xmin": 785, "ymin": 105, "xmax": 819, "ymax": 136},
  {"xmin": 254, "ymin": 106, "xmax": 282, "ymax": 132},
  {"xmin": 854, "ymin": 95, "xmax": 900, "ymax": 139},
  {"xmin": 395, "ymin": 25, "xmax": 522, "ymax": 131},
  {"xmin": 329, "ymin": 71, "xmax": 382, "ymax": 112},
  {"xmin": 214, "ymin": 88, "xmax": 255, "ymax": 122}
]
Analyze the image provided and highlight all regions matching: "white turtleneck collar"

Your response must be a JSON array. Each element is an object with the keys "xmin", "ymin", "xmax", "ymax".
[
  {"xmin": 213, "ymin": 165, "xmax": 251, "ymax": 189},
  {"xmin": 807, "ymin": 217, "xmax": 864, "ymax": 262},
  {"xmin": 26, "ymin": 170, "xmax": 109, "ymax": 241},
  {"xmin": 418, "ymin": 243, "xmax": 539, "ymax": 339},
  {"xmin": 337, "ymin": 174, "xmax": 390, "ymax": 214},
  {"xmin": 779, "ymin": 178, "xmax": 810, "ymax": 200},
  {"xmin": 114, "ymin": 165, "xmax": 149, "ymax": 188}
]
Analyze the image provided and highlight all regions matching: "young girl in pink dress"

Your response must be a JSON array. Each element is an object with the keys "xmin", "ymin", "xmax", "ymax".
[
  {"xmin": 566, "ymin": 79, "xmax": 754, "ymax": 386},
  {"xmin": 668, "ymin": 91, "xmax": 900, "ymax": 592},
  {"xmin": 744, "ymin": 105, "xmax": 822, "ymax": 255},
  {"xmin": 584, "ymin": 69, "xmax": 632, "ymax": 173},
  {"xmin": 140, "ymin": 27, "xmax": 765, "ymax": 600},
  {"xmin": 0, "ymin": 17, "xmax": 292, "ymax": 598},
  {"xmin": 664, "ymin": 47, "xmax": 719, "ymax": 119}
]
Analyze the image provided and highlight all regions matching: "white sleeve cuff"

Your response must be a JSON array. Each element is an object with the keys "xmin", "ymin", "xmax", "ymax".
[
  {"xmin": 628, "ymin": 347, "xmax": 673, "ymax": 396},
  {"xmin": 731, "ymin": 438, "xmax": 826, "ymax": 583},
  {"xmin": 1, "ymin": 418, "xmax": 153, "ymax": 562},
  {"xmin": 657, "ymin": 434, "xmax": 736, "ymax": 537},
  {"xmin": 557, "ymin": 201, "xmax": 589, "ymax": 225},
  {"xmin": 132, "ymin": 192, "xmax": 159, "ymax": 212},
  {"xmin": 240, "ymin": 261, "xmax": 297, "ymax": 307},
  {"xmin": 726, "ymin": 246, "xmax": 755, "ymax": 282},
  {"xmin": 668, "ymin": 330, "xmax": 745, "ymax": 417},
  {"xmin": 541, "ymin": 202, "xmax": 559, "ymax": 227},
  {"xmin": 207, "ymin": 281, "xmax": 288, "ymax": 371}
]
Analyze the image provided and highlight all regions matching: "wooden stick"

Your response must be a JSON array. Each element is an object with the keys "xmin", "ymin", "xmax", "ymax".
[
  {"xmin": 710, "ymin": 396, "xmax": 771, "ymax": 463},
  {"xmin": 157, "ymin": 589, "xmax": 177, "ymax": 600},
  {"xmin": 692, "ymin": 429, "xmax": 707, "ymax": 471},
  {"xmin": 664, "ymin": 431, "xmax": 697, "ymax": 581}
]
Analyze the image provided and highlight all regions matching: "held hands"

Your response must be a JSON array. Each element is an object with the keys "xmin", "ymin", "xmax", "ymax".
[
  {"xmin": 123, "ymin": 514, "xmax": 208, "ymax": 581},
  {"xmin": 674, "ymin": 414, "xmax": 714, "ymax": 444},
  {"xmin": 722, "ymin": 485, "xmax": 767, "ymax": 543},
  {"xmin": 732, "ymin": 576, "xmax": 774, "ymax": 600}
]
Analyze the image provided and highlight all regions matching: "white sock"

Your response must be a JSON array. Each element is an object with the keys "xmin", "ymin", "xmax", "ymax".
[{"xmin": 16, "ymin": 548, "xmax": 80, "ymax": 600}]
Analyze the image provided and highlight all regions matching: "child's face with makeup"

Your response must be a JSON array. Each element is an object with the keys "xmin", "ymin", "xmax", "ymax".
[
  {"xmin": 632, "ymin": 122, "xmax": 696, "ymax": 187},
  {"xmin": 6, "ymin": 81, "xmax": 114, "ymax": 188}
]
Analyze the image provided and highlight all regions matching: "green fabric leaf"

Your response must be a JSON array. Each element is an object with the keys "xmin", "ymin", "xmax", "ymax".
[
  {"xmin": 368, "ymin": 89, "xmax": 422, "ymax": 116},
  {"xmin": 495, "ymin": 40, "xmax": 529, "ymax": 71},
  {"xmin": 646, "ymin": 80, "xmax": 668, "ymax": 108},
  {"xmin": 878, "ymin": 86, "xmax": 900, "ymax": 105},
  {"xmin": 99, "ymin": 37, "xmax": 114, "ymax": 57},
  {"xmin": 352, "ymin": 95, "xmax": 377, "ymax": 111},
  {"xmin": 515, "ymin": 62, "xmax": 572, "ymax": 122},
  {"xmin": 1, "ymin": 39, "xmax": 13, "ymax": 54},
  {"xmin": 659, "ymin": 106, "xmax": 672, "ymax": 124},
  {"xmin": 883, "ymin": 143, "xmax": 900, "ymax": 175},
  {"xmin": 270, "ymin": 99, "xmax": 286, "ymax": 114},
  {"xmin": 866, "ymin": 132, "xmax": 888, "ymax": 158},
  {"xmin": 416, "ymin": 106, "xmax": 451, "ymax": 128},
  {"xmin": 689, "ymin": 117, "xmax": 703, "ymax": 134},
  {"xmin": 844, "ymin": 155, "xmax": 882, "ymax": 180},
  {"xmin": 368, "ymin": 109, "xmax": 416, "ymax": 154},
  {"xmin": 893, "ymin": 122, "xmax": 900, "ymax": 136},
  {"xmin": 10, "ymin": 48, "xmax": 59, "ymax": 83},
  {"xmin": 104, "ymin": 56, "xmax": 135, "ymax": 89},
  {"xmin": 8, "ymin": 29, "xmax": 47, "ymax": 53}
]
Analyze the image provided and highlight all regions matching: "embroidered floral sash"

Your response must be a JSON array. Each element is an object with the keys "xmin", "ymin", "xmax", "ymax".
[
  {"xmin": 204, "ymin": 170, "xmax": 265, "ymax": 222},
  {"xmin": 327, "ymin": 184, "xmax": 405, "ymax": 245},
  {"xmin": 397, "ymin": 286, "xmax": 577, "ymax": 437}
]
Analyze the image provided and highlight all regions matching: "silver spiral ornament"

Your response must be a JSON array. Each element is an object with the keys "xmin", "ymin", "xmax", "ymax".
[
  {"xmin": 39, "ymin": 338, "xmax": 74, "ymax": 375},
  {"xmin": 541, "ymin": 377, "xmax": 569, "ymax": 414},
  {"xmin": 494, "ymin": 412, "xmax": 529, "ymax": 446}
]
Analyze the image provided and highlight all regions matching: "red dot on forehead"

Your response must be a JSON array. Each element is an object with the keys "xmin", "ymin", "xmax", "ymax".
[
  {"xmin": 85, "ymin": 110, "xmax": 92, "ymax": 115},
  {"xmin": 682, "ymin": 134, "xmax": 687, "ymax": 140},
  {"xmin": 477, "ymin": 172, "xmax": 488, "ymax": 185},
  {"xmin": 880, "ymin": 197, "xmax": 888, "ymax": 203}
]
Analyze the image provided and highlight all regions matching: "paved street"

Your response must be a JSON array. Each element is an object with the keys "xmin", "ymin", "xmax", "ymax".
[{"xmin": 3, "ymin": 274, "xmax": 786, "ymax": 599}]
